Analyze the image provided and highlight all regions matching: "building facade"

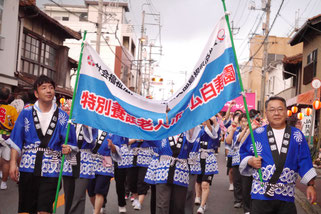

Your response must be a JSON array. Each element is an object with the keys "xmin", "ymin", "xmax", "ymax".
[
  {"xmin": 0, "ymin": 0, "xmax": 20, "ymax": 87},
  {"xmin": 43, "ymin": 0, "xmax": 138, "ymax": 92},
  {"xmin": 245, "ymin": 35, "xmax": 303, "ymax": 110},
  {"xmin": 0, "ymin": 0, "xmax": 81, "ymax": 100}
]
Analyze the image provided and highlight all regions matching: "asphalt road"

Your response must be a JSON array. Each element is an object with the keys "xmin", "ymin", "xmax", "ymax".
[{"xmin": 0, "ymin": 146, "xmax": 308, "ymax": 214}]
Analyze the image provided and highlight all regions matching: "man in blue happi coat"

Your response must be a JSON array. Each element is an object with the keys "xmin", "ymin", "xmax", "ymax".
[
  {"xmin": 239, "ymin": 96, "xmax": 317, "ymax": 214},
  {"xmin": 7, "ymin": 75, "xmax": 78, "ymax": 214}
]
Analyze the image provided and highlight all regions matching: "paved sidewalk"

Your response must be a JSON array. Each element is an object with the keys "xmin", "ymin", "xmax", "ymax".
[{"xmin": 295, "ymin": 167, "xmax": 321, "ymax": 214}]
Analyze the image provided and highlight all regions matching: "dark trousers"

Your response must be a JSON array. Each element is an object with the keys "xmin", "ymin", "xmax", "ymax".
[
  {"xmin": 114, "ymin": 167, "xmax": 127, "ymax": 207},
  {"xmin": 18, "ymin": 172, "xmax": 59, "ymax": 214},
  {"xmin": 63, "ymin": 176, "xmax": 75, "ymax": 214},
  {"xmin": 251, "ymin": 199, "xmax": 297, "ymax": 214},
  {"xmin": 241, "ymin": 175, "xmax": 252, "ymax": 213},
  {"xmin": 63, "ymin": 176, "xmax": 88, "ymax": 214},
  {"xmin": 150, "ymin": 184, "xmax": 156, "ymax": 214},
  {"xmin": 185, "ymin": 174, "xmax": 197, "ymax": 214},
  {"xmin": 232, "ymin": 165, "xmax": 242, "ymax": 204},
  {"xmin": 127, "ymin": 166, "xmax": 149, "ymax": 195},
  {"xmin": 156, "ymin": 183, "xmax": 188, "ymax": 214}
]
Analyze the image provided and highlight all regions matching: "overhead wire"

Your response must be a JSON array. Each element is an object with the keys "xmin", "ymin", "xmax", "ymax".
[
  {"xmin": 241, "ymin": 0, "xmax": 285, "ymax": 70},
  {"xmin": 48, "ymin": 0, "xmax": 97, "ymax": 25},
  {"xmin": 238, "ymin": 13, "xmax": 264, "ymax": 59},
  {"xmin": 233, "ymin": 0, "xmax": 249, "ymax": 27},
  {"xmin": 231, "ymin": 0, "xmax": 243, "ymax": 21},
  {"xmin": 49, "ymin": 0, "xmax": 136, "ymax": 66}
]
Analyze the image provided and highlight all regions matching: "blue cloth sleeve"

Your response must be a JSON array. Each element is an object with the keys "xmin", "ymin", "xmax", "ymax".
[
  {"xmin": 239, "ymin": 134, "xmax": 255, "ymax": 176},
  {"xmin": 297, "ymin": 132, "xmax": 317, "ymax": 184}
]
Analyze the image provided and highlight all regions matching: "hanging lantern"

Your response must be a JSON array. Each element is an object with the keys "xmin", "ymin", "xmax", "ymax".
[
  {"xmin": 297, "ymin": 112, "xmax": 304, "ymax": 120},
  {"xmin": 291, "ymin": 106, "xmax": 298, "ymax": 114},
  {"xmin": 287, "ymin": 110, "xmax": 292, "ymax": 117},
  {"xmin": 305, "ymin": 107, "xmax": 312, "ymax": 116},
  {"xmin": 60, "ymin": 97, "xmax": 65, "ymax": 105},
  {"xmin": 313, "ymin": 100, "xmax": 321, "ymax": 110}
]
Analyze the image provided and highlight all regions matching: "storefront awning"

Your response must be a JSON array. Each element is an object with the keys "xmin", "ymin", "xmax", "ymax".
[{"xmin": 286, "ymin": 88, "xmax": 321, "ymax": 106}]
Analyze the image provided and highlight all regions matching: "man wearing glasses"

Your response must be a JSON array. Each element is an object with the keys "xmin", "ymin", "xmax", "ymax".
[{"xmin": 239, "ymin": 96, "xmax": 317, "ymax": 214}]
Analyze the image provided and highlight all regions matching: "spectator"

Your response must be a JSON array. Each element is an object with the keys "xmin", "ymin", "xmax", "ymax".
[{"xmin": 0, "ymin": 87, "xmax": 18, "ymax": 190}]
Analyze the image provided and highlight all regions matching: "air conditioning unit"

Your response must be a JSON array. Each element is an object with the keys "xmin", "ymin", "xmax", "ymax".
[{"xmin": 0, "ymin": 36, "xmax": 5, "ymax": 50}]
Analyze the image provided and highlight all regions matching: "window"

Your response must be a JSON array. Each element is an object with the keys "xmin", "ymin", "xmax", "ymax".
[
  {"xmin": 307, "ymin": 49, "xmax": 318, "ymax": 64},
  {"xmin": 303, "ymin": 49, "xmax": 318, "ymax": 84},
  {"xmin": 79, "ymin": 13, "xmax": 88, "ymax": 22},
  {"xmin": 267, "ymin": 54, "xmax": 284, "ymax": 65},
  {"xmin": 123, "ymin": 36, "xmax": 129, "ymax": 50},
  {"xmin": 268, "ymin": 76, "xmax": 275, "ymax": 94},
  {"xmin": 0, "ymin": 0, "xmax": 3, "ymax": 34},
  {"xmin": 62, "ymin": 16, "xmax": 69, "ymax": 21},
  {"xmin": 21, "ymin": 32, "xmax": 56, "ymax": 79}
]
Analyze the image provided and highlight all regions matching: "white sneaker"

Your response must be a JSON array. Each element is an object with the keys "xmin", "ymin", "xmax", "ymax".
[
  {"xmin": 195, "ymin": 197, "xmax": 201, "ymax": 205},
  {"xmin": 119, "ymin": 206, "xmax": 126, "ymax": 213},
  {"xmin": 92, "ymin": 208, "xmax": 104, "ymax": 214},
  {"xmin": 132, "ymin": 199, "xmax": 138, "ymax": 207},
  {"xmin": 133, "ymin": 202, "xmax": 141, "ymax": 210},
  {"xmin": 229, "ymin": 183, "xmax": 234, "ymax": 191},
  {"xmin": 197, "ymin": 205, "xmax": 206, "ymax": 214},
  {"xmin": 244, "ymin": 212, "xmax": 250, "ymax": 214},
  {"xmin": 0, "ymin": 181, "xmax": 7, "ymax": 190}
]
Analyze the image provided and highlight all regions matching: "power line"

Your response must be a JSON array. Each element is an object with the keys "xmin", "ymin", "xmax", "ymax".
[
  {"xmin": 234, "ymin": 0, "xmax": 249, "ymax": 27},
  {"xmin": 48, "ymin": 0, "xmax": 97, "ymax": 25},
  {"xmin": 238, "ymin": 13, "xmax": 264, "ymax": 58},
  {"xmin": 48, "ymin": 0, "xmax": 136, "ymax": 67},
  {"xmin": 241, "ymin": 0, "xmax": 285, "ymax": 70},
  {"xmin": 300, "ymin": 0, "xmax": 313, "ymax": 18},
  {"xmin": 231, "ymin": 0, "xmax": 243, "ymax": 21}
]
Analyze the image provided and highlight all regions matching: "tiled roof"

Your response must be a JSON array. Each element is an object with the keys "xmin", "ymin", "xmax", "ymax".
[
  {"xmin": 289, "ymin": 14, "xmax": 321, "ymax": 45},
  {"xmin": 19, "ymin": 2, "xmax": 81, "ymax": 40},
  {"xmin": 283, "ymin": 53, "xmax": 302, "ymax": 65},
  {"xmin": 19, "ymin": 0, "xmax": 36, "ymax": 6}
]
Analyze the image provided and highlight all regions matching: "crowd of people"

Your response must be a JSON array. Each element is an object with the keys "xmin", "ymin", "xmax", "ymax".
[{"xmin": 0, "ymin": 74, "xmax": 318, "ymax": 214}]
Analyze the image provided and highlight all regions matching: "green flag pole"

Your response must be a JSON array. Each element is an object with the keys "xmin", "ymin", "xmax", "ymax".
[
  {"xmin": 221, "ymin": 0, "xmax": 264, "ymax": 186},
  {"xmin": 53, "ymin": 30, "xmax": 87, "ymax": 213}
]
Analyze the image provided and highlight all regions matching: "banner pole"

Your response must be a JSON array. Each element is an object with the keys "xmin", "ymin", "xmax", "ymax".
[
  {"xmin": 221, "ymin": 0, "xmax": 264, "ymax": 185},
  {"xmin": 53, "ymin": 31, "xmax": 87, "ymax": 213}
]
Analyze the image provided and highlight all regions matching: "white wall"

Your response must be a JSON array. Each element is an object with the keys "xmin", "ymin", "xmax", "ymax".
[
  {"xmin": 265, "ymin": 63, "xmax": 293, "ymax": 97},
  {"xmin": 0, "ymin": 0, "xmax": 19, "ymax": 86},
  {"xmin": 44, "ymin": 4, "xmax": 129, "ymax": 71}
]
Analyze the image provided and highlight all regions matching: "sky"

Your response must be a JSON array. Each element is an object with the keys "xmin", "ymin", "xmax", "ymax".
[{"xmin": 37, "ymin": 0, "xmax": 321, "ymax": 98}]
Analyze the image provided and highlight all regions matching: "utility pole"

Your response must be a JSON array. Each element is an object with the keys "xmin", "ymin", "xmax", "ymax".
[
  {"xmin": 147, "ymin": 43, "xmax": 153, "ymax": 96},
  {"xmin": 231, "ymin": 21, "xmax": 240, "ymax": 35},
  {"xmin": 260, "ymin": 0, "xmax": 271, "ymax": 113},
  {"xmin": 96, "ymin": 0, "xmax": 103, "ymax": 54},
  {"xmin": 136, "ymin": 10, "xmax": 145, "ymax": 94}
]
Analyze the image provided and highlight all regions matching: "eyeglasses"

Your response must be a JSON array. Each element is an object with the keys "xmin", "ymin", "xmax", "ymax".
[{"xmin": 266, "ymin": 108, "xmax": 285, "ymax": 114}]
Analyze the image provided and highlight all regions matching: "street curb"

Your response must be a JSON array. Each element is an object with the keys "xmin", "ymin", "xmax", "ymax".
[{"xmin": 295, "ymin": 187, "xmax": 321, "ymax": 214}]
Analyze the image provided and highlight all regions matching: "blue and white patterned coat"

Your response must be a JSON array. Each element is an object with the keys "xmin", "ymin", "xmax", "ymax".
[
  {"xmin": 6, "ymin": 103, "xmax": 78, "ymax": 177},
  {"xmin": 93, "ymin": 132, "xmax": 121, "ymax": 177},
  {"xmin": 112, "ymin": 136, "xmax": 130, "ymax": 168},
  {"xmin": 128, "ymin": 140, "xmax": 154, "ymax": 168},
  {"xmin": 144, "ymin": 147, "xmax": 160, "ymax": 185},
  {"xmin": 188, "ymin": 125, "xmax": 220, "ymax": 175},
  {"xmin": 146, "ymin": 132, "xmax": 197, "ymax": 187},
  {"xmin": 63, "ymin": 126, "xmax": 98, "ymax": 179},
  {"xmin": 231, "ymin": 127, "xmax": 242, "ymax": 166},
  {"xmin": 240, "ymin": 125, "xmax": 317, "ymax": 202}
]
